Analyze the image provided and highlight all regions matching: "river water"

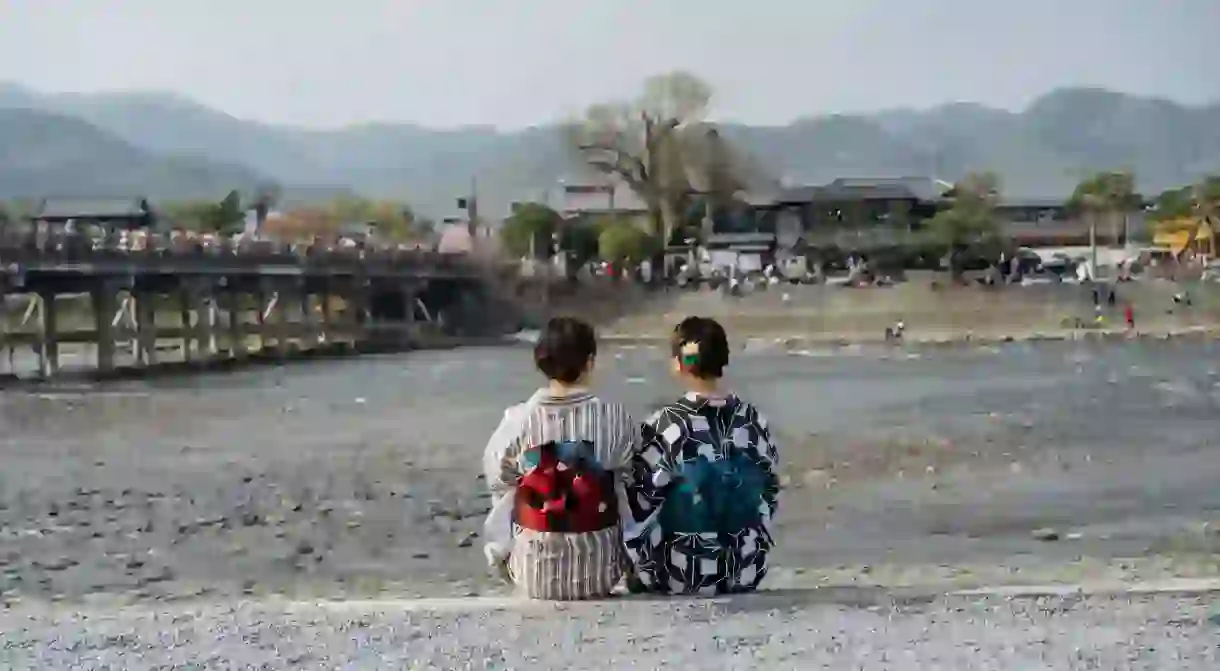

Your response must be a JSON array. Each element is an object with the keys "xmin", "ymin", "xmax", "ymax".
[{"xmin": 2, "ymin": 338, "xmax": 1220, "ymax": 601}]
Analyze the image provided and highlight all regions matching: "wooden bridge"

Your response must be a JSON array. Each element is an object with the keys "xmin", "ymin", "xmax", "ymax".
[{"xmin": 0, "ymin": 234, "xmax": 499, "ymax": 379}]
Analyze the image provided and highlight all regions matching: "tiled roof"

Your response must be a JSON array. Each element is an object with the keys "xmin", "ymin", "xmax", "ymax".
[
  {"xmin": 35, "ymin": 197, "xmax": 151, "ymax": 220},
  {"xmin": 996, "ymin": 198, "xmax": 1068, "ymax": 209},
  {"xmin": 775, "ymin": 177, "xmax": 952, "ymax": 204}
]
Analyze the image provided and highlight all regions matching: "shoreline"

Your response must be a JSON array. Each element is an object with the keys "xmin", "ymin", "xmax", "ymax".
[
  {"xmin": 601, "ymin": 323, "xmax": 1220, "ymax": 349},
  {"xmin": 3, "ymin": 320, "xmax": 1214, "ymax": 388}
]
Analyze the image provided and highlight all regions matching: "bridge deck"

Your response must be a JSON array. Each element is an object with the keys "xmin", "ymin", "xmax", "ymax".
[{"xmin": 0, "ymin": 239, "xmax": 498, "ymax": 292}]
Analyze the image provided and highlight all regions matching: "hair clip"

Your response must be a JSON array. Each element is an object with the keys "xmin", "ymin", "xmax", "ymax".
[{"xmin": 679, "ymin": 341, "xmax": 700, "ymax": 367}]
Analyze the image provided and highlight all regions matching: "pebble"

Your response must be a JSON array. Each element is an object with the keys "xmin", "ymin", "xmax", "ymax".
[{"xmin": 1032, "ymin": 528, "xmax": 1061, "ymax": 542}]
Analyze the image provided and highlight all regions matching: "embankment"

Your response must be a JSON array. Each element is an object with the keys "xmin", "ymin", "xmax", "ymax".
[{"xmin": 603, "ymin": 278, "xmax": 1220, "ymax": 344}]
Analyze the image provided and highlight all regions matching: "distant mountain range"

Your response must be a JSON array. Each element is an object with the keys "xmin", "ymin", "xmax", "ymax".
[{"xmin": 2, "ymin": 83, "xmax": 1219, "ymax": 216}]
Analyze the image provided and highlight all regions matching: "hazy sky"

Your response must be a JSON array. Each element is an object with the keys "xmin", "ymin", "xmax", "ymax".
[{"xmin": 1, "ymin": 0, "xmax": 1216, "ymax": 129}]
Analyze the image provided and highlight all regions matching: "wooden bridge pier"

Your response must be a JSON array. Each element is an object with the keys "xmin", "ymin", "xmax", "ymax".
[
  {"xmin": 0, "ymin": 242, "xmax": 498, "ymax": 380},
  {"xmin": 3, "ymin": 278, "xmax": 452, "ymax": 380}
]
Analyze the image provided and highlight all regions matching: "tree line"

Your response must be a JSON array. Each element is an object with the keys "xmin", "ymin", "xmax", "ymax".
[
  {"xmin": 497, "ymin": 70, "xmax": 1220, "ymax": 271},
  {"xmin": 0, "ymin": 189, "xmax": 437, "ymax": 243}
]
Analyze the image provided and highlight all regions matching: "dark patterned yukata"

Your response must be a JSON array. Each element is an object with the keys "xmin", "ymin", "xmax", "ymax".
[{"xmin": 622, "ymin": 392, "xmax": 779, "ymax": 595}]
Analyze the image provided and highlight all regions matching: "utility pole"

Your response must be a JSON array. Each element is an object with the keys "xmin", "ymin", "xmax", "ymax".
[
  {"xmin": 458, "ymin": 179, "xmax": 478, "ymax": 230},
  {"xmin": 1089, "ymin": 210, "xmax": 1098, "ymax": 281}
]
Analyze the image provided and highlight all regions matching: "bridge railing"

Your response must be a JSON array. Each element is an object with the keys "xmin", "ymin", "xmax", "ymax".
[{"xmin": 0, "ymin": 230, "xmax": 490, "ymax": 274}]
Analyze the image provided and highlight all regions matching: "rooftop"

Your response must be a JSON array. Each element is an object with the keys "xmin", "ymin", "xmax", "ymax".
[
  {"xmin": 775, "ymin": 177, "xmax": 952, "ymax": 204},
  {"xmin": 34, "ymin": 197, "xmax": 152, "ymax": 221}
]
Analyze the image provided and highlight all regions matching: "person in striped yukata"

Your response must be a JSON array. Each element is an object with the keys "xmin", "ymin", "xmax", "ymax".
[
  {"xmin": 623, "ymin": 316, "xmax": 780, "ymax": 595},
  {"xmin": 482, "ymin": 317, "xmax": 639, "ymax": 600}
]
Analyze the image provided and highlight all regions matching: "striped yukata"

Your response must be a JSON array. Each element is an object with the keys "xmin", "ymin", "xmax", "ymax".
[{"xmin": 484, "ymin": 389, "xmax": 638, "ymax": 600}]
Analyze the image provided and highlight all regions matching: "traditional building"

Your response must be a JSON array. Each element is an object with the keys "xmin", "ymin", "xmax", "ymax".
[
  {"xmin": 32, "ymin": 197, "xmax": 155, "ymax": 230},
  {"xmin": 766, "ymin": 177, "xmax": 949, "ymax": 249},
  {"xmin": 1151, "ymin": 217, "xmax": 1215, "ymax": 258}
]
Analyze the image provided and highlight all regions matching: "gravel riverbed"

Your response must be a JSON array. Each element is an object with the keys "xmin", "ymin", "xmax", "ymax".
[
  {"xmin": 3, "ymin": 340, "xmax": 1220, "ymax": 667},
  {"xmin": 1, "ymin": 592, "xmax": 1217, "ymax": 669}
]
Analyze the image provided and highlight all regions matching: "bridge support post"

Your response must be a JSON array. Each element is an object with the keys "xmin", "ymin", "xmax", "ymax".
[
  {"xmin": 319, "ymin": 283, "xmax": 335, "ymax": 345},
  {"xmin": 36, "ymin": 292, "xmax": 57, "ymax": 378},
  {"xmin": 224, "ymin": 288, "xmax": 247, "ymax": 361},
  {"xmin": 401, "ymin": 283, "xmax": 418, "ymax": 349},
  {"xmin": 349, "ymin": 281, "xmax": 370, "ymax": 352},
  {"xmin": 179, "ymin": 282, "xmax": 217, "ymax": 364},
  {"xmin": 273, "ymin": 281, "xmax": 290, "ymax": 356},
  {"xmin": 255, "ymin": 286, "xmax": 270, "ymax": 356},
  {"xmin": 204, "ymin": 295, "xmax": 219, "ymax": 357},
  {"xmin": 300, "ymin": 291, "xmax": 321, "ymax": 346},
  {"xmin": 257, "ymin": 281, "xmax": 287, "ymax": 359},
  {"xmin": 91, "ymin": 285, "xmax": 118, "ymax": 374},
  {"xmin": 178, "ymin": 286, "xmax": 196, "ymax": 364},
  {"xmin": 135, "ymin": 291, "xmax": 158, "ymax": 367}
]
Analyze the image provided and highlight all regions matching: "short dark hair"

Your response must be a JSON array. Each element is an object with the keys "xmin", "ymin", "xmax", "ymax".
[
  {"xmin": 534, "ymin": 317, "xmax": 597, "ymax": 383},
  {"xmin": 670, "ymin": 316, "xmax": 729, "ymax": 379}
]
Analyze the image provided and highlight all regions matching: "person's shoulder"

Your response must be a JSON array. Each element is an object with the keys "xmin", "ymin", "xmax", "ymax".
[
  {"xmin": 729, "ymin": 395, "xmax": 772, "ymax": 430},
  {"xmin": 581, "ymin": 395, "xmax": 636, "ymax": 422},
  {"xmin": 642, "ymin": 395, "xmax": 700, "ymax": 429},
  {"xmin": 583, "ymin": 393, "xmax": 626, "ymax": 411},
  {"xmin": 500, "ymin": 400, "xmax": 531, "ymax": 422}
]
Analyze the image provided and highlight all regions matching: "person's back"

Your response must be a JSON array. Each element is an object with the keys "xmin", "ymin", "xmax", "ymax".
[
  {"xmin": 623, "ymin": 317, "xmax": 780, "ymax": 595},
  {"xmin": 483, "ymin": 317, "xmax": 637, "ymax": 600}
]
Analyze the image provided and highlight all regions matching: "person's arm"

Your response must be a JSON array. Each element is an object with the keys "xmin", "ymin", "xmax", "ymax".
[
  {"xmin": 482, "ymin": 405, "xmax": 526, "ymax": 498},
  {"xmin": 621, "ymin": 409, "xmax": 674, "ymax": 527},
  {"xmin": 754, "ymin": 409, "xmax": 781, "ymax": 523}
]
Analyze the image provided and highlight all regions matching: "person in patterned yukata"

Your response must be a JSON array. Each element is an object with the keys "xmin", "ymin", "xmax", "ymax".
[{"xmin": 622, "ymin": 316, "xmax": 780, "ymax": 595}]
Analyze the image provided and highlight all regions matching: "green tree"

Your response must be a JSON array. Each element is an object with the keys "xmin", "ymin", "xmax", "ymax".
[
  {"xmin": 597, "ymin": 218, "xmax": 659, "ymax": 266},
  {"xmin": 561, "ymin": 218, "xmax": 602, "ymax": 267},
  {"xmin": 926, "ymin": 172, "xmax": 1001, "ymax": 277},
  {"xmin": 1067, "ymin": 170, "xmax": 1140, "ymax": 271},
  {"xmin": 1149, "ymin": 186, "xmax": 1193, "ymax": 222},
  {"xmin": 214, "ymin": 190, "xmax": 246, "ymax": 234},
  {"xmin": 500, "ymin": 202, "xmax": 562, "ymax": 258}
]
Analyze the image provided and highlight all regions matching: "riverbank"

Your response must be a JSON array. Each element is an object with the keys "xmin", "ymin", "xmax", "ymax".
[
  {"xmin": 600, "ymin": 279, "xmax": 1220, "ymax": 344},
  {"xmin": 2, "ymin": 591, "xmax": 1215, "ymax": 669},
  {"xmin": 603, "ymin": 323, "xmax": 1220, "ymax": 349}
]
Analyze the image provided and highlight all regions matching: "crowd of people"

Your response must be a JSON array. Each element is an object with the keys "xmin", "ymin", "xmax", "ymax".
[{"xmin": 482, "ymin": 316, "xmax": 780, "ymax": 598}]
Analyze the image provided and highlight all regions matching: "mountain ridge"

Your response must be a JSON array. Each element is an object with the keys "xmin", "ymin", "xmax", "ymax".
[{"xmin": 2, "ymin": 83, "xmax": 1219, "ymax": 216}]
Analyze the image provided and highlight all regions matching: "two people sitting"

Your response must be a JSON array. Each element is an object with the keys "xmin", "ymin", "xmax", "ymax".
[{"xmin": 482, "ymin": 315, "xmax": 780, "ymax": 599}]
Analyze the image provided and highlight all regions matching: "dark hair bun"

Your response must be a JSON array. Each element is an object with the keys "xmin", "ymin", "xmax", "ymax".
[{"xmin": 670, "ymin": 317, "xmax": 729, "ymax": 379}]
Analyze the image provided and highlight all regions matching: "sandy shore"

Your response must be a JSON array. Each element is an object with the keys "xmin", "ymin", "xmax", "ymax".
[{"xmin": 603, "ymin": 280, "xmax": 1220, "ymax": 345}]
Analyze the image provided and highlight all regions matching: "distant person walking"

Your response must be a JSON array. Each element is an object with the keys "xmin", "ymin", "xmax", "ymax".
[{"xmin": 1124, "ymin": 303, "xmax": 1135, "ymax": 330}]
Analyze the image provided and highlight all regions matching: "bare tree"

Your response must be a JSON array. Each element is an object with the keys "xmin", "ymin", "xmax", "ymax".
[{"xmin": 566, "ymin": 71, "xmax": 712, "ymax": 251}]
